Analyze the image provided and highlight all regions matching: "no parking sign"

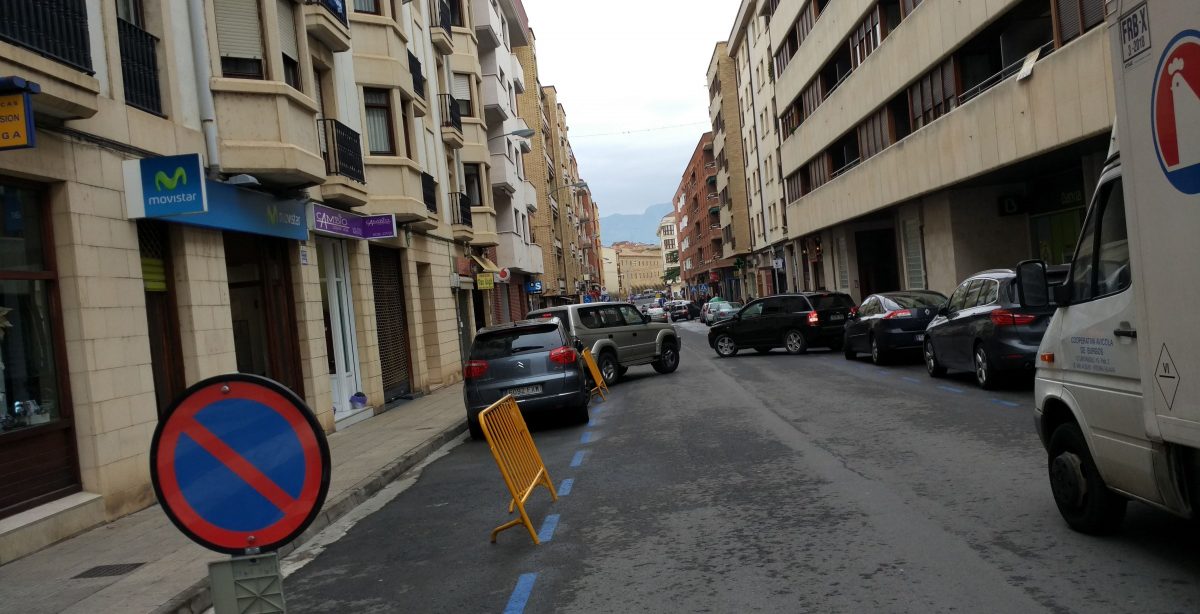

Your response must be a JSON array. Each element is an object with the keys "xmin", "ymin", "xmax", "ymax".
[{"xmin": 150, "ymin": 374, "xmax": 330, "ymax": 555}]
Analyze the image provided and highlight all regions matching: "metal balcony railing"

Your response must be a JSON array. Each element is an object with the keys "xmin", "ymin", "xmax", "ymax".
[
  {"xmin": 439, "ymin": 94, "xmax": 462, "ymax": 131},
  {"xmin": 408, "ymin": 51, "xmax": 426, "ymax": 99},
  {"xmin": 1, "ymin": 0, "xmax": 93, "ymax": 73},
  {"xmin": 117, "ymin": 18, "xmax": 161, "ymax": 115},
  {"xmin": 421, "ymin": 172, "xmax": 437, "ymax": 213},
  {"xmin": 434, "ymin": 0, "xmax": 453, "ymax": 35},
  {"xmin": 453, "ymin": 193, "xmax": 473, "ymax": 227},
  {"xmin": 318, "ymin": 118, "xmax": 366, "ymax": 183},
  {"xmin": 316, "ymin": 0, "xmax": 348, "ymax": 25}
]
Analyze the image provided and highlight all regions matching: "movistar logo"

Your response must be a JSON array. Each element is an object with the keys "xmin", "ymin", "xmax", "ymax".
[
  {"xmin": 154, "ymin": 167, "xmax": 187, "ymax": 192},
  {"xmin": 266, "ymin": 205, "xmax": 302, "ymax": 227}
]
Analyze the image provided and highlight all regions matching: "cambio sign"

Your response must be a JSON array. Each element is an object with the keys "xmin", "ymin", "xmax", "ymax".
[{"xmin": 123, "ymin": 153, "xmax": 207, "ymax": 218}]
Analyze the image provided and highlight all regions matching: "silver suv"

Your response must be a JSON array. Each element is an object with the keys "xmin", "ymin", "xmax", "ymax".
[{"xmin": 526, "ymin": 302, "xmax": 681, "ymax": 385}]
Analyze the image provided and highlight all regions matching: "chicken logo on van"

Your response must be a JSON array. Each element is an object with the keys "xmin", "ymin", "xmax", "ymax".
[{"xmin": 1152, "ymin": 30, "xmax": 1200, "ymax": 194}]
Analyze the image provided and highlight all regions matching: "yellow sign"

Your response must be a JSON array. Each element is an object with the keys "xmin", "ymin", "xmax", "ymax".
[
  {"xmin": 0, "ymin": 93, "xmax": 34, "ymax": 151},
  {"xmin": 476, "ymin": 273, "xmax": 495, "ymax": 290}
]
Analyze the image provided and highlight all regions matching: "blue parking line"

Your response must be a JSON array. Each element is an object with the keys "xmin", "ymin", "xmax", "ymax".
[
  {"xmin": 537, "ymin": 514, "xmax": 560, "ymax": 542},
  {"xmin": 902, "ymin": 376, "xmax": 921, "ymax": 383},
  {"xmin": 570, "ymin": 451, "xmax": 587, "ymax": 467},
  {"xmin": 503, "ymin": 573, "xmax": 538, "ymax": 614},
  {"xmin": 938, "ymin": 385, "xmax": 965, "ymax": 394},
  {"xmin": 991, "ymin": 398, "xmax": 1022, "ymax": 408},
  {"xmin": 558, "ymin": 478, "xmax": 574, "ymax": 496},
  {"xmin": 580, "ymin": 431, "xmax": 596, "ymax": 444}
]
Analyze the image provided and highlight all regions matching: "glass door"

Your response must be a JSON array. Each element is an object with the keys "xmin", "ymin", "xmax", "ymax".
[{"xmin": 317, "ymin": 238, "xmax": 362, "ymax": 417}]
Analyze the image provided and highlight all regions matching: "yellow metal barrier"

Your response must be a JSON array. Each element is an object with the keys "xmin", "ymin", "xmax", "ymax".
[
  {"xmin": 581, "ymin": 348, "xmax": 608, "ymax": 401},
  {"xmin": 479, "ymin": 395, "xmax": 558, "ymax": 544}
]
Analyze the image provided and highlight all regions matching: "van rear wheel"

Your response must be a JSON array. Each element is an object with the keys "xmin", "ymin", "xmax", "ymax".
[{"xmin": 1048, "ymin": 422, "xmax": 1126, "ymax": 534}]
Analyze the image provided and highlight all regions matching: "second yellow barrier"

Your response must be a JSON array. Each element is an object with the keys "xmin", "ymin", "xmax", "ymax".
[
  {"xmin": 581, "ymin": 348, "xmax": 608, "ymax": 401},
  {"xmin": 479, "ymin": 395, "xmax": 558, "ymax": 544}
]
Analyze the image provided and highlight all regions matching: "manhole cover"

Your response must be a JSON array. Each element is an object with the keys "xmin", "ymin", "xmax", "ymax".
[{"xmin": 72, "ymin": 563, "xmax": 145, "ymax": 579}]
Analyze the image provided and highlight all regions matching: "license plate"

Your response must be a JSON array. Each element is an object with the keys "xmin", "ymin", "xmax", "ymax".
[
  {"xmin": 507, "ymin": 385, "xmax": 542, "ymax": 397},
  {"xmin": 915, "ymin": 333, "xmax": 925, "ymax": 342},
  {"xmin": 829, "ymin": 314, "xmax": 844, "ymax": 321}
]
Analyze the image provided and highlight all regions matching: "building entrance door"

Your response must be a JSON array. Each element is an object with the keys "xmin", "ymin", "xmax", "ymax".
[
  {"xmin": 855, "ymin": 228, "xmax": 901, "ymax": 297},
  {"xmin": 316, "ymin": 237, "xmax": 362, "ymax": 418},
  {"xmin": 225, "ymin": 233, "xmax": 303, "ymax": 395},
  {"xmin": 369, "ymin": 246, "xmax": 412, "ymax": 403}
]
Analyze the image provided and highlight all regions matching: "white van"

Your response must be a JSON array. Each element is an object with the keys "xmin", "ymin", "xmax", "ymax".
[{"xmin": 1015, "ymin": 0, "xmax": 1200, "ymax": 534}]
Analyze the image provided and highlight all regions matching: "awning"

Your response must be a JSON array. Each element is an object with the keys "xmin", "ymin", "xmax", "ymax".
[{"xmin": 472, "ymin": 255, "xmax": 500, "ymax": 273}]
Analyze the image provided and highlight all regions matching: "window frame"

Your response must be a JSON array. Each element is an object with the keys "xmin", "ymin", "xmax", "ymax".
[
  {"xmin": 1067, "ymin": 176, "xmax": 1131, "ymax": 304},
  {"xmin": 363, "ymin": 88, "xmax": 396, "ymax": 156}
]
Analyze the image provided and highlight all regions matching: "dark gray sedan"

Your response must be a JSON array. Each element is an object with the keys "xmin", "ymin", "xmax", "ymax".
[{"xmin": 463, "ymin": 318, "xmax": 589, "ymax": 440}]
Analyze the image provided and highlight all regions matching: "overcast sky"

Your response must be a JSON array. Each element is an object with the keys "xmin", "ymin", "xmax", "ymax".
[{"xmin": 520, "ymin": 0, "xmax": 740, "ymax": 216}]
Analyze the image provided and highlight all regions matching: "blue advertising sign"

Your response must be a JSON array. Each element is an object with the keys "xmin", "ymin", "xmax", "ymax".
[
  {"xmin": 582, "ymin": 295, "xmax": 593, "ymax": 303},
  {"xmin": 168, "ymin": 180, "xmax": 308, "ymax": 241},
  {"xmin": 525, "ymin": 280, "xmax": 543, "ymax": 294},
  {"xmin": 123, "ymin": 154, "xmax": 207, "ymax": 218}
]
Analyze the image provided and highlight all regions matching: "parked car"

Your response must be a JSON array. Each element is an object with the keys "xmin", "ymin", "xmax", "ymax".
[
  {"xmin": 646, "ymin": 306, "xmax": 669, "ymax": 323},
  {"xmin": 710, "ymin": 301, "xmax": 743, "ymax": 324},
  {"xmin": 843, "ymin": 290, "xmax": 948, "ymax": 364},
  {"xmin": 708, "ymin": 293, "xmax": 855, "ymax": 357},
  {"xmin": 463, "ymin": 318, "xmax": 589, "ymax": 440},
  {"xmin": 526, "ymin": 302, "xmax": 680, "ymax": 386},
  {"xmin": 923, "ymin": 269, "xmax": 1057, "ymax": 389},
  {"xmin": 670, "ymin": 301, "xmax": 700, "ymax": 321},
  {"xmin": 701, "ymin": 300, "xmax": 737, "ymax": 325}
]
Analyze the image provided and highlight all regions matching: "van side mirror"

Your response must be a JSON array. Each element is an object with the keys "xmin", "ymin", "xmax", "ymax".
[{"xmin": 1015, "ymin": 259, "xmax": 1051, "ymax": 308}]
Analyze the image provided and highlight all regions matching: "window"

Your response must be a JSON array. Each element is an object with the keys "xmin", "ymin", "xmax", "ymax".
[
  {"xmin": 215, "ymin": 0, "xmax": 264, "ymax": 78},
  {"xmin": 857, "ymin": 108, "xmax": 893, "ymax": 161},
  {"xmin": 618, "ymin": 305, "xmax": 645, "ymax": 325},
  {"xmin": 947, "ymin": 281, "xmax": 972, "ymax": 312},
  {"xmin": 859, "ymin": 297, "xmax": 880, "ymax": 317},
  {"xmin": 354, "ymin": 0, "xmax": 381, "ymax": 15},
  {"xmin": 1053, "ymin": 0, "xmax": 1104, "ymax": 46},
  {"xmin": 849, "ymin": 6, "xmax": 882, "ymax": 68},
  {"xmin": 1070, "ymin": 179, "xmax": 1130, "ymax": 302},
  {"xmin": 363, "ymin": 88, "xmax": 395, "ymax": 155},
  {"xmin": 741, "ymin": 300, "xmax": 765, "ymax": 319},
  {"xmin": 782, "ymin": 297, "xmax": 811, "ymax": 313},
  {"xmin": 470, "ymin": 325, "xmax": 563, "ymax": 359},
  {"xmin": 908, "ymin": 57, "xmax": 959, "ymax": 129},
  {"xmin": 962, "ymin": 280, "xmax": 984, "ymax": 310},
  {"xmin": 277, "ymin": 0, "xmax": 300, "ymax": 89},
  {"xmin": 976, "ymin": 280, "xmax": 999, "ymax": 307},
  {"xmin": 452, "ymin": 73, "xmax": 473, "ymax": 117},
  {"xmin": 400, "ymin": 100, "xmax": 414, "ymax": 159},
  {"xmin": 464, "ymin": 163, "xmax": 483, "ymax": 206},
  {"xmin": 117, "ymin": 0, "xmax": 144, "ymax": 27}
]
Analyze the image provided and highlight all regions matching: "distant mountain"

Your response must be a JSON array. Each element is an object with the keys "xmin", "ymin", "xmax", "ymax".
[{"xmin": 599, "ymin": 203, "xmax": 673, "ymax": 246}]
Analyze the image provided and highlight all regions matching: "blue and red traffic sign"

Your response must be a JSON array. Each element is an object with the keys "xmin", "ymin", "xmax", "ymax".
[{"xmin": 150, "ymin": 374, "xmax": 330, "ymax": 555}]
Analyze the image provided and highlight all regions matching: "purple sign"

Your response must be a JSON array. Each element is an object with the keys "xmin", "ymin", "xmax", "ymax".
[{"xmin": 311, "ymin": 204, "xmax": 396, "ymax": 240}]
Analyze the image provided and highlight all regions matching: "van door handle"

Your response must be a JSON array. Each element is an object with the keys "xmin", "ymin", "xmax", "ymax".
[
  {"xmin": 1114, "ymin": 328, "xmax": 1137, "ymax": 339},
  {"xmin": 607, "ymin": 334, "xmax": 613, "ymax": 339}
]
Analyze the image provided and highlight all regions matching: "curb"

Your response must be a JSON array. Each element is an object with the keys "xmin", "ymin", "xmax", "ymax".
[{"xmin": 155, "ymin": 418, "xmax": 468, "ymax": 614}]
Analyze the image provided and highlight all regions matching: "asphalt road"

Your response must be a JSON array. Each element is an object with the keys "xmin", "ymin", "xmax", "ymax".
[{"xmin": 284, "ymin": 320, "xmax": 1200, "ymax": 613}]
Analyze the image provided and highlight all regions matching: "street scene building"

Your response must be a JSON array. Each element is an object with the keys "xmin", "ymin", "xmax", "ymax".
[
  {"xmin": 0, "ymin": 0, "xmax": 601, "ymax": 564},
  {"xmin": 675, "ymin": 132, "xmax": 726, "ymax": 300},
  {"xmin": 707, "ymin": 41, "xmax": 753, "ymax": 301},
  {"xmin": 657, "ymin": 212, "xmax": 680, "ymax": 297},
  {"xmin": 614, "ymin": 243, "xmax": 663, "ymax": 298}
]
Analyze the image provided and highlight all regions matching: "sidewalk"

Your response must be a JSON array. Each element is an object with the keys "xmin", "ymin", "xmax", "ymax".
[{"xmin": 0, "ymin": 383, "xmax": 467, "ymax": 614}]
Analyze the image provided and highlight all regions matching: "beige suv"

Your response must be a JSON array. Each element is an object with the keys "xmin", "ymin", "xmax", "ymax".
[{"xmin": 526, "ymin": 302, "xmax": 680, "ymax": 385}]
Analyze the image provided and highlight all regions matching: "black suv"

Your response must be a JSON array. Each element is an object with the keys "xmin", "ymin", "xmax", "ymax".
[{"xmin": 707, "ymin": 292, "xmax": 856, "ymax": 357}]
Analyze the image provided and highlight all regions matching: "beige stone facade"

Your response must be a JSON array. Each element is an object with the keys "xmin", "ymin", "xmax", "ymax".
[
  {"xmin": 707, "ymin": 42, "xmax": 753, "ymax": 301},
  {"xmin": 616, "ymin": 246, "xmax": 665, "ymax": 297}
]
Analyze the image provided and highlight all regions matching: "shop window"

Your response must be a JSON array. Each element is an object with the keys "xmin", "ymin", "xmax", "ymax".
[{"xmin": 215, "ymin": 0, "xmax": 265, "ymax": 79}]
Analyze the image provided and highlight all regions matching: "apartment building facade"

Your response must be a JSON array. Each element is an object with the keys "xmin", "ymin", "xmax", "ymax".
[
  {"xmin": 601, "ymin": 245, "xmax": 619, "ymax": 297},
  {"xmin": 656, "ymin": 213, "xmax": 681, "ymax": 297},
  {"xmin": 730, "ymin": 0, "xmax": 789, "ymax": 298},
  {"xmin": 676, "ymin": 132, "xmax": 727, "ymax": 299},
  {"xmin": 616, "ymin": 245, "xmax": 664, "ymax": 296},
  {"xmin": 707, "ymin": 43, "xmax": 753, "ymax": 302},
  {"xmin": 768, "ymin": 0, "xmax": 1114, "ymax": 301},
  {"xmin": 0, "ymin": 0, "xmax": 568, "ymax": 564}
]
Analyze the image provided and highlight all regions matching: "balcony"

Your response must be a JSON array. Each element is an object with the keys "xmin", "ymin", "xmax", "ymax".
[
  {"xmin": 117, "ymin": 18, "xmax": 161, "ymax": 116},
  {"xmin": 431, "ymin": 0, "xmax": 454, "ymax": 55},
  {"xmin": 318, "ymin": 118, "xmax": 369, "ymax": 207},
  {"xmin": 472, "ymin": 0, "xmax": 503, "ymax": 49},
  {"xmin": 452, "ymin": 193, "xmax": 474, "ymax": 240},
  {"xmin": 0, "ymin": 0, "xmax": 99, "ymax": 119},
  {"xmin": 482, "ymin": 75, "xmax": 510, "ymax": 124},
  {"xmin": 422, "ymin": 172, "xmax": 438, "ymax": 213},
  {"xmin": 304, "ymin": 0, "xmax": 351, "ymax": 52},
  {"xmin": 363, "ymin": 158, "xmax": 436, "ymax": 225},
  {"xmin": 211, "ymin": 79, "xmax": 325, "ymax": 187},
  {"xmin": 439, "ymin": 94, "xmax": 464, "ymax": 149},
  {"xmin": 408, "ymin": 51, "xmax": 427, "ymax": 100},
  {"xmin": 490, "ymin": 152, "xmax": 519, "ymax": 194}
]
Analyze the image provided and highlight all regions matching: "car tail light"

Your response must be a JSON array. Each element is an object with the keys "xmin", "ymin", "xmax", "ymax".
[
  {"xmin": 884, "ymin": 309, "xmax": 913, "ymax": 319},
  {"xmin": 807, "ymin": 311, "xmax": 820, "ymax": 326},
  {"xmin": 848, "ymin": 306, "xmax": 858, "ymax": 318},
  {"xmin": 990, "ymin": 309, "xmax": 1037, "ymax": 327},
  {"xmin": 540, "ymin": 313, "xmax": 554, "ymax": 318},
  {"xmin": 463, "ymin": 360, "xmax": 488, "ymax": 379},
  {"xmin": 549, "ymin": 346, "xmax": 578, "ymax": 364}
]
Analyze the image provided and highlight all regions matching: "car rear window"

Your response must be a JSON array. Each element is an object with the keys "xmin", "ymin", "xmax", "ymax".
[
  {"xmin": 808, "ymin": 294, "xmax": 855, "ymax": 310},
  {"xmin": 470, "ymin": 325, "xmax": 563, "ymax": 360},
  {"xmin": 883, "ymin": 293, "xmax": 947, "ymax": 309}
]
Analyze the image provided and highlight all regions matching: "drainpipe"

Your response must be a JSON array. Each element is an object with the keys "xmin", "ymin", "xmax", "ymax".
[{"xmin": 188, "ymin": 0, "xmax": 221, "ymax": 173}]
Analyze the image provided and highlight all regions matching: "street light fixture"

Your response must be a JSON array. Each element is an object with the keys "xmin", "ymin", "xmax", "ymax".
[{"xmin": 487, "ymin": 128, "xmax": 535, "ymax": 141}]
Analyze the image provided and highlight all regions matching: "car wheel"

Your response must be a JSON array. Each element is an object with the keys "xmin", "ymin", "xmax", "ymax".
[
  {"xmin": 468, "ymin": 415, "xmax": 484, "ymax": 441},
  {"xmin": 653, "ymin": 341, "xmax": 680, "ymax": 374},
  {"xmin": 598, "ymin": 351, "xmax": 621, "ymax": 385},
  {"xmin": 925, "ymin": 339, "xmax": 947, "ymax": 377},
  {"xmin": 1048, "ymin": 422, "xmax": 1127, "ymax": 534},
  {"xmin": 783, "ymin": 329, "xmax": 808, "ymax": 355},
  {"xmin": 714, "ymin": 334, "xmax": 738, "ymax": 357},
  {"xmin": 870, "ymin": 335, "xmax": 888, "ymax": 366},
  {"xmin": 974, "ymin": 343, "xmax": 997, "ymax": 390}
]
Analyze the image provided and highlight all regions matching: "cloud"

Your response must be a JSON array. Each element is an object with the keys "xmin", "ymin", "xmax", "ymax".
[{"xmin": 521, "ymin": 0, "xmax": 736, "ymax": 216}]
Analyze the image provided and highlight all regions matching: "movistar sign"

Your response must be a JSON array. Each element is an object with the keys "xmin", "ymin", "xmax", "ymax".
[{"xmin": 123, "ymin": 153, "xmax": 207, "ymax": 219}]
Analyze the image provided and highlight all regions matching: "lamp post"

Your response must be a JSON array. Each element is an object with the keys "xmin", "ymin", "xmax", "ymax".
[{"xmin": 487, "ymin": 128, "xmax": 535, "ymax": 141}]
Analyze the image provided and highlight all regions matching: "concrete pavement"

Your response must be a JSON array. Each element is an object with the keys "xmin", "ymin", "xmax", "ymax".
[{"xmin": 0, "ymin": 384, "xmax": 468, "ymax": 614}]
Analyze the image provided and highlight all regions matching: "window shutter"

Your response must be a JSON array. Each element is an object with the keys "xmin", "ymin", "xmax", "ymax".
[
  {"xmin": 215, "ymin": 0, "xmax": 263, "ymax": 59},
  {"xmin": 277, "ymin": 0, "xmax": 299, "ymax": 60},
  {"xmin": 836, "ymin": 236, "xmax": 849, "ymax": 290},
  {"xmin": 1055, "ymin": 0, "xmax": 1082, "ymax": 43},
  {"xmin": 902, "ymin": 218, "xmax": 925, "ymax": 289},
  {"xmin": 1081, "ymin": 0, "xmax": 1104, "ymax": 30},
  {"xmin": 452, "ymin": 73, "xmax": 472, "ymax": 102}
]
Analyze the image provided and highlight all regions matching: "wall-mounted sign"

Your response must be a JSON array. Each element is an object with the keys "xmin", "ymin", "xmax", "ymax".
[
  {"xmin": 166, "ymin": 179, "xmax": 307, "ymax": 240},
  {"xmin": 123, "ymin": 153, "xmax": 208, "ymax": 218},
  {"xmin": 0, "ymin": 92, "xmax": 35, "ymax": 151},
  {"xmin": 997, "ymin": 195, "xmax": 1026, "ymax": 216},
  {"xmin": 476, "ymin": 273, "xmax": 495, "ymax": 290},
  {"xmin": 311, "ymin": 203, "xmax": 395, "ymax": 240},
  {"xmin": 525, "ymin": 280, "xmax": 543, "ymax": 294},
  {"xmin": 497, "ymin": 267, "xmax": 512, "ymax": 283}
]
